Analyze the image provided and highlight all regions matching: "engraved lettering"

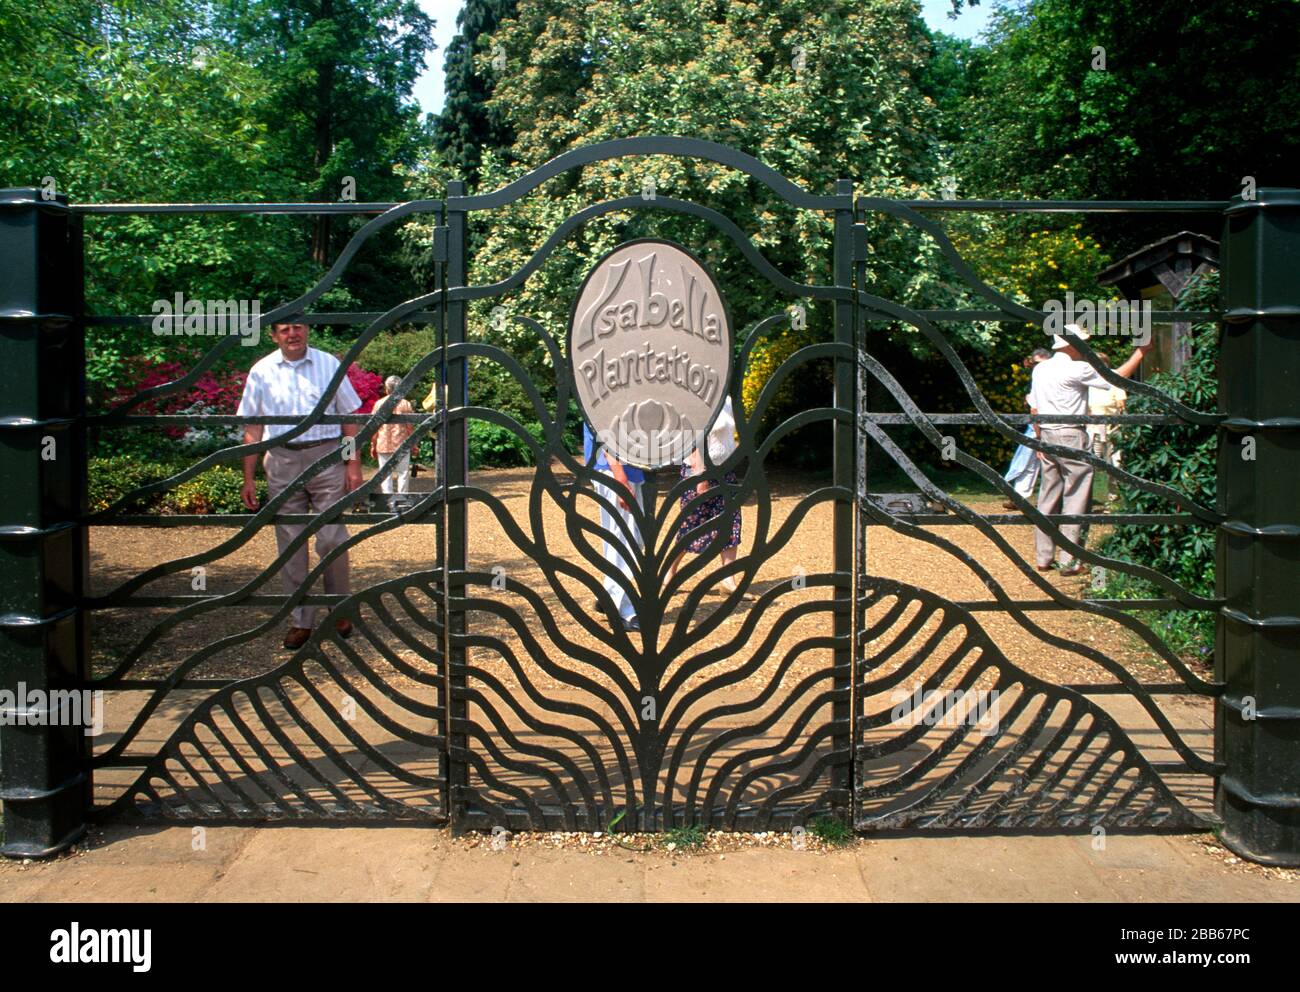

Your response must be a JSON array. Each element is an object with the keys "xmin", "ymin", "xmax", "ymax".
[{"xmin": 570, "ymin": 241, "xmax": 731, "ymax": 468}]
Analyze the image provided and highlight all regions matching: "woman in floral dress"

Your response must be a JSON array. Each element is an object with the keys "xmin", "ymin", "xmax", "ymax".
[{"xmin": 667, "ymin": 395, "xmax": 745, "ymax": 595}]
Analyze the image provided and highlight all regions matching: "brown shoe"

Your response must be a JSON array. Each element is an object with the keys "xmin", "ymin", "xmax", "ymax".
[
  {"xmin": 1035, "ymin": 564, "xmax": 1055, "ymax": 573},
  {"xmin": 335, "ymin": 618, "xmax": 354, "ymax": 639},
  {"xmin": 283, "ymin": 626, "xmax": 312, "ymax": 650}
]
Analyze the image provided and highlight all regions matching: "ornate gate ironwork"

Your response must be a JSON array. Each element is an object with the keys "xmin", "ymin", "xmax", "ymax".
[
  {"xmin": 7, "ymin": 138, "xmax": 1289, "ymax": 858},
  {"xmin": 847, "ymin": 195, "xmax": 1222, "ymax": 831}
]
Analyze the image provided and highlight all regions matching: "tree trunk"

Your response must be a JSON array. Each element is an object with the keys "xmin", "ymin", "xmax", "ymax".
[{"xmin": 311, "ymin": 1, "xmax": 335, "ymax": 267}]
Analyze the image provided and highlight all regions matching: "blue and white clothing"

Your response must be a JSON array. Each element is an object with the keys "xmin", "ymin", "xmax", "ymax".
[
  {"xmin": 1003, "ymin": 424, "xmax": 1040, "ymax": 500},
  {"xmin": 237, "ymin": 346, "xmax": 362, "ymax": 442},
  {"xmin": 582, "ymin": 424, "xmax": 645, "ymax": 483},
  {"xmin": 583, "ymin": 424, "xmax": 644, "ymax": 623}
]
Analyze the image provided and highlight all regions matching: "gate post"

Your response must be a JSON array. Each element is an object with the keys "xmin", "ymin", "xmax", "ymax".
[
  {"xmin": 0, "ymin": 188, "xmax": 89, "ymax": 857},
  {"xmin": 443, "ymin": 182, "xmax": 470, "ymax": 829},
  {"xmin": 1217, "ymin": 187, "xmax": 1300, "ymax": 866},
  {"xmin": 831, "ymin": 179, "xmax": 855, "ymax": 820}
]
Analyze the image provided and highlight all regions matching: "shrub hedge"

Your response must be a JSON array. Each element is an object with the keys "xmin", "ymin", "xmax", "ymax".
[{"xmin": 88, "ymin": 456, "xmax": 268, "ymax": 515}]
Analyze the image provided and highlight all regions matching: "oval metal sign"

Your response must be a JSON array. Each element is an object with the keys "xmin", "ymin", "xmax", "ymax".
[{"xmin": 569, "ymin": 239, "xmax": 731, "ymax": 469}]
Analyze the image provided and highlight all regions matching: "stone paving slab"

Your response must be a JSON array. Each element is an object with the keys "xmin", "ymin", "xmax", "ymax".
[
  {"xmin": 642, "ymin": 848, "xmax": 868, "ymax": 902},
  {"xmin": 2, "ymin": 824, "xmax": 1296, "ymax": 903},
  {"xmin": 200, "ymin": 827, "xmax": 438, "ymax": 902}
]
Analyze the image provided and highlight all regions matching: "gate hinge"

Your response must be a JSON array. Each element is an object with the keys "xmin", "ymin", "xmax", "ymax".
[
  {"xmin": 431, "ymin": 225, "xmax": 450, "ymax": 263},
  {"xmin": 853, "ymin": 223, "xmax": 868, "ymax": 259}
]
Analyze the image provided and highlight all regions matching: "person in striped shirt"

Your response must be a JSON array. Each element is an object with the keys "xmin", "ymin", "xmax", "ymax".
[{"xmin": 237, "ymin": 321, "xmax": 363, "ymax": 649}]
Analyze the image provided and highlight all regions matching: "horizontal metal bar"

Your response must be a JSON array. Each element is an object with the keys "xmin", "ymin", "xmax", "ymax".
[
  {"xmin": 96, "ymin": 679, "xmax": 277, "ymax": 690},
  {"xmin": 1220, "ymin": 520, "xmax": 1300, "ymax": 539},
  {"xmin": 1059, "ymin": 682, "xmax": 1210, "ymax": 695},
  {"xmin": 1220, "ymin": 775, "xmax": 1300, "ymax": 811},
  {"xmin": 863, "ymin": 413, "xmax": 1201, "ymax": 426},
  {"xmin": 94, "ymin": 414, "xmax": 432, "ymax": 426},
  {"xmin": 85, "ymin": 593, "xmax": 349, "ymax": 609},
  {"xmin": 86, "ymin": 310, "xmax": 443, "ymax": 327},
  {"xmin": 0, "ymin": 521, "xmax": 77, "ymax": 541},
  {"xmin": 1147, "ymin": 760, "xmax": 1220, "ymax": 774},
  {"xmin": 71, "ymin": 202, "xmax": 409, "ymax": 216},
  {"xmin": 0, "ymin": 415, "xmax": 76, "ymax": 429},
  {"xmin": 949, "ymin": 598, "xmax": 1212, "ymax": 612},
  {"xmin": 99, "ymin": 513, "xmax": 436, "ymax": 526},
  {"xmin": 887, "ymin": 198, "xmax": 1228, "ymax": 214},
  {"xmin": 86, "ymin": 309, "xmax": 1216, "ymax": 327},
  {"xmin": 873, "ymin": 309, "xmax": 1216, "ymax": 323},
  {"xmin": 1220, "ymin": 694, "xmax": 1300, "ymax": 721},
  {"xmin": 0, "ymin": 607, "xmax": 77, "ymax": 628},
  {"xmin": 1221, "ymin": 606, "xmax": 1300, "ymax": 630},
  {"xmin": 69, "ymin": 197, "xmax": 1227, "ymax": 217},
  {"xmin": 0, "ymin": 772, "xmax": 89, "ymax": 803},
  {"xmin": 91, "ymin": 412, "xmax": 1196, "ymax": 427},
  {"xmin": 863, "ymin": 513, "xmax": 1202, "ymax": 526},
  {"xmin": 1220, "ymin": 416, "xmax": 1300, "ymax": 432}
]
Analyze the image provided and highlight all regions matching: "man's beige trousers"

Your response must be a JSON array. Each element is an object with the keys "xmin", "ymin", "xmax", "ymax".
[
  {"xmin": 264, "ymin": 441, "xmax": 351, "ymax": 629},
  {"xmin": 1034, "ymin": 426, "xmax": 1094, "ymax": 569}
]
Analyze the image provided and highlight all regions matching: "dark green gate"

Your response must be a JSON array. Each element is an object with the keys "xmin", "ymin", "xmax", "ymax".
[{"xmin": 1, "ymin": 140, "xmax": 1296, "ymax": 863}]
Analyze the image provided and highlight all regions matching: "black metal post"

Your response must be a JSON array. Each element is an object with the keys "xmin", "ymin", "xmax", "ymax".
[
  {"xmin": 1217, "ymin": 187, "xmax": 1300, "ymax": 866},
  {"xmin": 444, "ymin": 181, "xmax": 471, "ymax": 829},
  {"xmin": 0, "ymin": 188, "xmax": 89, "ymax": 858},
  {"xmin": 830, "ymin": 179, "xmax": 855, "ymax": 819},
  {"xmin": 851, "ymin": 209, "xmax": 869, "ymax": 828}
]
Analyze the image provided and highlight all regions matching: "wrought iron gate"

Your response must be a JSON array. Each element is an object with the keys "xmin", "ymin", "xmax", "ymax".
[{"xmin": 5, "ymin": 139, "xmax": 1297, "ymax": 857}]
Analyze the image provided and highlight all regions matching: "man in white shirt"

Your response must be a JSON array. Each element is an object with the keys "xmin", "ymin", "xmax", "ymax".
[
  {"xmin": 237, "ymin": 321, "xmax": 364, "ymax": 648},
  {"xmin": 1029, "ymin": 324, "xmax": 1148, "ymax": 575}
]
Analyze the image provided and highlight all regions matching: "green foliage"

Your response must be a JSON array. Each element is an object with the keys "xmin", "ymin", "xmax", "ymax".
[
  {"xmin": 917, "ymin": 30, "xmax": 985, "ymax": 148},
  {"xmin": 808, "ymin": 813, "xmax": 854, "ymax": 846},
  {"xmin": 401, "ymin": 0, "xmax": 993, "ymax": 467},
  {"xmin": 359, "ymin": 326, "xmax": 440, "ymax": 401},
  {"xmin": 907, "ymin": 221, "xmax": 1113, "ymax": 470},
  {"xmin": 86, "ymin": 456, "xmax": 179, "ymax": 513},
  {"xmin": 1098, "ymin": 271, "xmax": 1219, "ymax": 659},
  {"xmin": 2, "ymin": 0, "xmax": 437, "ymax": 394},
  {"xmin": 952, "ymin": 1, "xmax": 1300, "ymax": 205},
  {"xmin": 171, "ymin": 465, "xmax": 264, "ymax": 515},
  {"xmin": 468, "ymin": 419, "xmax": 536, "ymax": 469},
  {"xmin": 432, "ymin": 0, "xmax": 518, "ymax": 182},
  {"xmin": 741, "ymin": 319, "xmax": 833, "ymax": 467},
  {"xmin": 214, "ymin": 0, "xmax": 434, "ymax": 293},
  {"xmin": 658, "ymin": 825, "xmax": 706, "ymax": 851},
  {"xmin": 87, "ymin": 456, "xmax": 267, "ymax": 514}
]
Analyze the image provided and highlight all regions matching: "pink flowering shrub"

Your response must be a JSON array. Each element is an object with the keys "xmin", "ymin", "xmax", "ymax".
[
  {"xmin": 345, "ymin": 361, "xmax": 384, "ymax": 414},
  {"xmin": 102, "ymin": 358, "xmax": 248, "ymax": 437}
]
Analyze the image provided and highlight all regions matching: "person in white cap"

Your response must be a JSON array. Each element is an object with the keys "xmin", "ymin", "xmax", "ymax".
[{"xmin": 1028, "ymin": 323, "xmax": 1149, "ymax": 575}]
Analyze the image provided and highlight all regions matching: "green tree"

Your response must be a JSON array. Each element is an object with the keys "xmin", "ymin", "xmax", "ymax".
[
  {"xmin": 1, "ymin": 1, "xmax": 314, "ymax": 384},
  {"xmin": 1, "ymin": 1, "xmax": 439, "ymax": 389},
  {"xmin": 955, "ymin": 0, "xmax": 1300, "ymax": 203},
  {"xmin": 214, "ymin": 0, "xmax": 435, "ymax": 298},
  {"xmin": 432, "ymin": 0, "xmax": 518, "ymax": 183},
  {"xmin": 403, "ymin": 0, "xmax": 988, "ymax": 459}
]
